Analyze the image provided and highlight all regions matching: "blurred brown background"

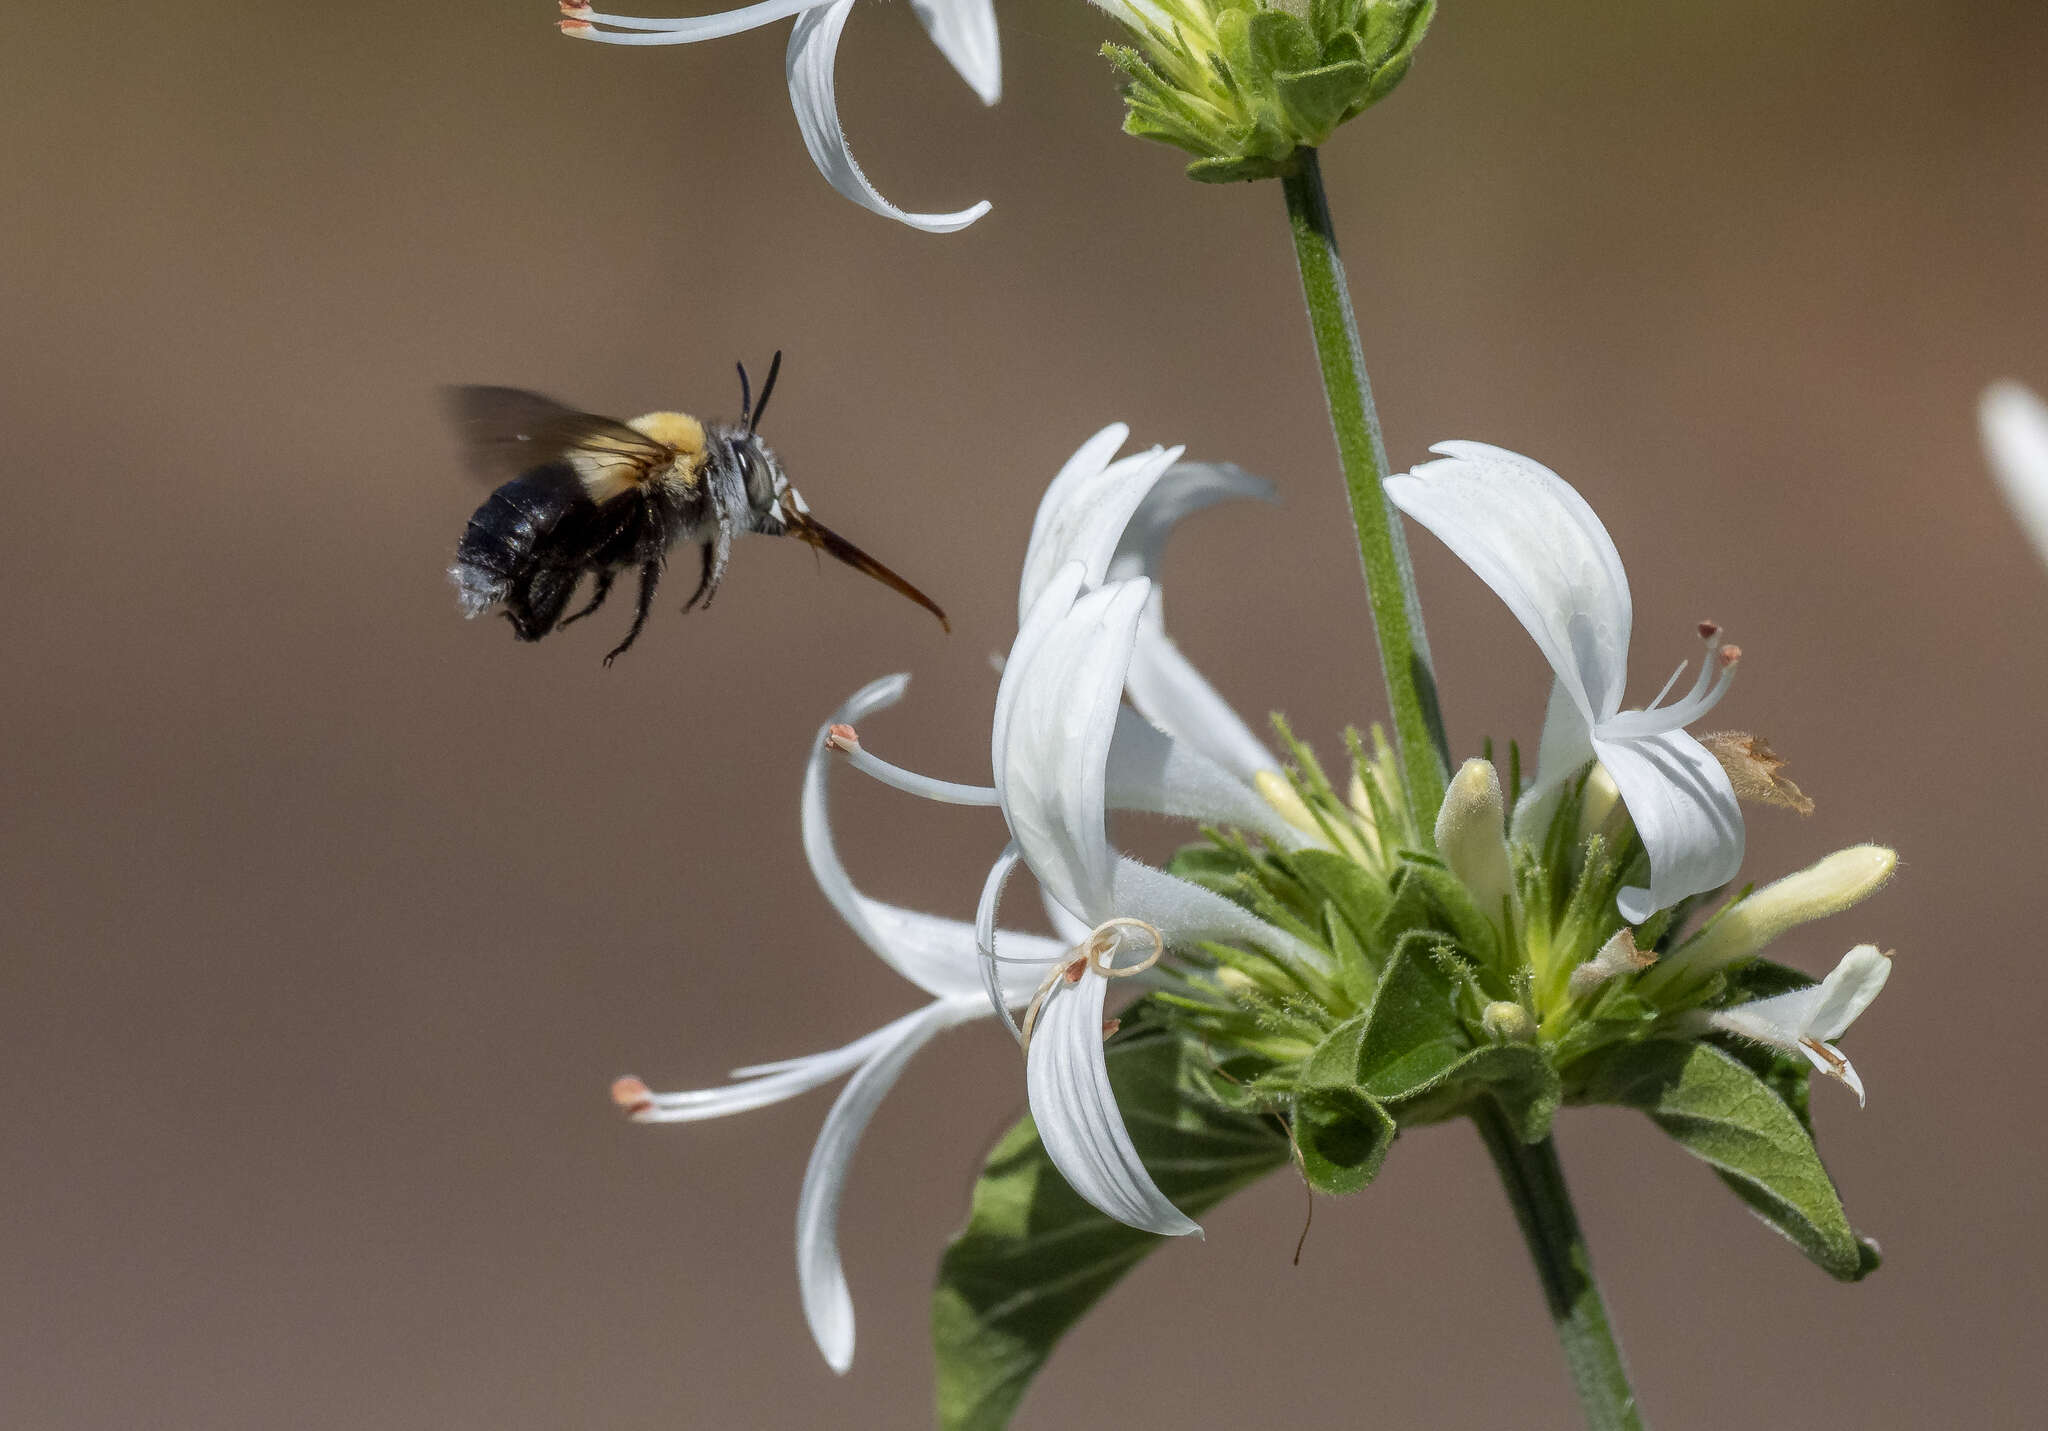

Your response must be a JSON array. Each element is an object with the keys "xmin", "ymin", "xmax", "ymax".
[{"xmin": 2, "ymin": 1, "xmax": 2043, "ymax": 1426}]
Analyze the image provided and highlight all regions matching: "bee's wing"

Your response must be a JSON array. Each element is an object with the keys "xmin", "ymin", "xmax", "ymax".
[
  {"xmin": 442, "ymin": 386, "xmax": 674, "ymax": 504},
  {"xmin": 786, "ymin": 511, "xmax": 950, "ymax": 632}
]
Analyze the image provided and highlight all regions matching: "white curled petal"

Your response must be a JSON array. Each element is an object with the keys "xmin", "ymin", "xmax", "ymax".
[
  {"xmin": 1804, "ymin": 944, "xmax": 1891, "ymax": 1040},
  {"xmin": 1509, "ymin": 676, "xmax": 1597, "ymax": 843},
  {"xmin": 1027, "ymin": 970, "xmax": 1199, "ymax": 1236},
  {"xmin": 1018, "ymin": 446, "xmax": 1180, "ymax": 618},
  {"xmin": 1107, "ymin": 461, "xmax": 1277, "ymax": 585},
  {"xmin": 634, "ymin": 1005, "xmax": 929, "ymax": 1122},
  {"xmin": 1039, "ymin": 884, "xmax": 1093, "ymax": 945},
  {"xmin": 909, "ymin": 0, "xmax": 1001, "ymax": 104},
  {"xmin": 998, "ymin": 581, "xmax": 1150, "ymax": 918},
  {"xmin": 569, "ymin": 0, "xmax": 822, "ymax": 41},
  {"xmin": 1982, "ymin": 382, "xmax": 2048, "ymax": 569},
  {"xmin": 1592, "ymin": 729, "xmax": 1743, "ymax": 923},
  {"xmin": 1111, "ymin": 857, "xmax": 1329, "ymax": 972},
  {"xmin": 994, "ymin": 563, "xmax": 1089, "ymax": 793},
  {"xmin": 1107, "ymin": 707, "xmax": 1300, "ymax": 848},
  {"xmin": 797, "ymin": 996, "xmax": 980, "ymax": 1372},
  {"xmin": 1023, "ymin": 425, "xmax": 1130, "ymax": 610},
  {"xmin": 1386, "ymin": 442, "xmax": 1633, "ymax": 722},
  {"xmin": 807, "ymin": 674, "xmax": 1066, "ymax": 1000},
  {"xmin": 1800, "ymin": 1040, "xmax": 1865, "ymax": 1106},
  {"xmin": 786, "ymin": 2, "xmax": 990, "ymax": 233},
  {"xmin": 1124, "ymin": 624, "xmax": 1277, "ymax": 783}
]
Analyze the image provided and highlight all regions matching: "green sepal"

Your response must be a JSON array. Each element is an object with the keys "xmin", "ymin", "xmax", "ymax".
[
  {"xmin": 1276, "ymin": 61, "xmax": 1374, "ymax": 142},
  {"xmin": 932, "ymin": 1013, "xmax": 1290, "ymax": 1431},
  {"xmin": 1571, "ymin": 1038, "xmax": 1874, "ymax": 1281},
  {"xmin": 1380, "ymin": 859, "xmax": 1502, "ymax": 977},
  {"xmin": 1292, "ymin": 1085, "xmax": 1397, "ymax": 1193},
  {"xmin": 1287, "ymin": 846, "xmax": 1393, "ymax": 963}
]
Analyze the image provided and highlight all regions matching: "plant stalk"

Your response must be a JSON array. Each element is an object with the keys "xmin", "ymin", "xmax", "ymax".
[
  {"xmin": 1281, "ymin": 147, "xmax": 1450, "ymax": 823},
  {"xmin": 1474, "ymin": 1102, "xmax": 1648, "ymax": 1431}
]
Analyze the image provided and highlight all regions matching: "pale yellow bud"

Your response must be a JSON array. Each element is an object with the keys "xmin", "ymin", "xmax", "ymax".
[
  {"xmin": 1580, "ymin": 762, "xmax": 1622, "ymax": 836},
  {"xmin": 1435, "ymin": 759, "xmax": 1512, "ymax": 915},
  {"xmin": 1255, "ymin": 770, "xmax": 1326, "ymax": 840},
  {"xmin": 1647, "ymin": 844, "xmax": 1898, "ymax": 994},
  {"xmin": 1482, "ymin": 1001, "xmax": 1536, "ymax": 1043}
]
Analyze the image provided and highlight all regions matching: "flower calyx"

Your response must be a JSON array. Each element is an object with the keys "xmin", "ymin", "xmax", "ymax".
[{"xmin": 1097, "ymin": 0, "xmax": 1436, "ymax": 182}]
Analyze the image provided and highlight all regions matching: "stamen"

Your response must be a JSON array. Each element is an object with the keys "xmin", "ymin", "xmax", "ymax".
[
  {"xmin": 1598, "ymin": 624, "xmax": 1741, "ymax": 739},
  {"xmin": 1017, "ymin": 919, "xmax": 1166, "ymax": 1058},
  {"xmin": 826, "ymin": 723, "xmax": 1000, "ymax": 806},
  {"xmin": 557, "ymin": 0, "xmax": 822, "ymax": 43},
  {"xmin": 1801, "ymin": 1037, "xmax": 1849, "ymax": 1074},
  {"xmin": 610, "ymin": 1076, "xmax": 654, "ymax": 1117},
  {"xmin": 1646, "ymin": 660, "xmax": 1689, "ymax": 711}
]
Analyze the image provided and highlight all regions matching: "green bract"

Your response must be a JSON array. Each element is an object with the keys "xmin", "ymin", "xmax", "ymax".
[
  {"xmin": 1103, "ymin": 0, "xmax": 1437, "ymax": 181},
  {"xmin": 934, "ymin": 721, "xmax": 1886, "ymax": 1428}
]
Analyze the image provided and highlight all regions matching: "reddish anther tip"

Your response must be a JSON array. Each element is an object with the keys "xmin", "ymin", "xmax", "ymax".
[
  {"xmin": 610, "ymin": 1076, "xmax": 654, "ymax": 1115},
  {"xmin": 1718, "ymin": 643, "xmax": 1742, "ymax": 666},
  {"xmin": 1062, "ymin": 958, "xmax": 1087, "ymax": 984},
  {"xmin": 559, "ymin": 19, "xmax": 593, "ymax": 35},
  {"xmin": 825, "ymin": 723, "xmax": 859, "ymax": 752},
  {"xmin": 1100, "ymin": 1018, "xmax": 1121, "ymax": 1041},
  {"xmin": 559, "ymin": 2, "xmax": 593, "ymax": 15},
  {"xmin": 1697, "ymin": 620, "xmax": 1721, "ymax": 640}
]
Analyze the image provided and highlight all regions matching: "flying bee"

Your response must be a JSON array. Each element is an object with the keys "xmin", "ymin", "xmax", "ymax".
[{"xmin": 445, "ymin": 354, "xmax": 948, "ymax": 664}]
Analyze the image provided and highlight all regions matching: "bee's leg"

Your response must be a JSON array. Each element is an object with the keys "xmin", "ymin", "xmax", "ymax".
[
  {"xmin": 501, "ymin": 568, "xmax": 573, "ymax": 641},
  {"xmin": 603, "ymin": 559, "xmax": 664, "ymax": 666},
  {"xmin": 556, "ymin": 567, "xmax": 619, "ymax": 629},
  {"xmin": 680, "ymin": 542, "xmax": 715, "ymax": 613},
  {"xmin": 699, "ymin": 522, "xmax": 733, "ymax": 611}
]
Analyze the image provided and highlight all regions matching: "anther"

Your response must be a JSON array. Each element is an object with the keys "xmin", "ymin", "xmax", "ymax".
[
  {"xmin": 1718, "ymin": 643, "xmax": 1741, "ymax": 668},
  {"xmin": 610, "ymin": 1076, "xmax": 654, "ymax": 1116},
  {"xmin": 1101, "ymin": 1018, "xmax": 1121, "ymax": 1040},
  {"xmin": 825, "ymin": 723, "xmax": 858, "ymax": 753},
  {"xmin": 1697, "ymin": 620, "xmax": 1721, "ymax": 641},
  {"xmin": 559, "ymin": 19, "xmax": 593, "ymax": 35}
]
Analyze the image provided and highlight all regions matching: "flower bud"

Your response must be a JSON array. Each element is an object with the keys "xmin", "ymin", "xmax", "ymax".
[
  {"xmin": 1579, "ymin": 762, "xmax": 1622, "ymax": 837},
  {"xmin": 1647, "ymin": 844, "xmax": 1897, "ymax": 994},
  {"xmin": 1482, "ymin": 1001, "xmax": 1536, "ymax": 1043},
  {"xmin": 1435, "ymin": 758, "xmax": 1512, "ymax": 916},
  {"xmin": 1097, "ymin": 0, "xmax": 1437, "ymax": 182}
]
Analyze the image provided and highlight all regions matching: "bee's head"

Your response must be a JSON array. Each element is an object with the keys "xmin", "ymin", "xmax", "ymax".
[{"xmin": 728, "ymin": 429, "xmax": 798, "ymax": 531}]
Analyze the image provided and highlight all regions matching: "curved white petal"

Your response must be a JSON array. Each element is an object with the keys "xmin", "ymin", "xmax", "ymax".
[
  {"xmin": 1107, "ymin": 707, "xmax": 1301, "ymax": 848},
  {"xmin": 1982, "ymin": 382, "xmax": 2048, "ymax": 569},
  {"xmin": 1111, "ymin": 461, "xmax": 1282, "ymax": 780},
  {"xmin": 909, "ymin": 0, "xmax": 1001, "ymax": 104},
  {"xmin": 1026, "ymin": 970, "xmax": 1199, "ymax": 1236},
  {"xmin": 786, "ymin": 2, "xmax": 990, "ymax": 233},
  {"xmin": 1110, "ymin": 857, "xmax": 1328, "ymax": 971},
  {"xmin": 994, "ymin": 562, "xmax": 1089, "ymax": 792},
  {"xmin": 797, "ymin": 996, "xmax": 980, "ymax": 1372},
  {"xmin": 808, "ymin": 674, "xmax": 1066, "ymax": 1000},
  {"xmin": 568, "ymin": 0, "xmax": 822, "ymax": 42},
  {"xmin": 1108, "ymin": 460, "xmax": 1277, "ymax": 585},
  {"xmin": 1018, "ymin": 442, "xmax": 1180, "ymax": 619},
  {"xmin": 997, "ymin": 581, "xmax": 1150, "ymax": 919},
  {"xmin": 1593, "ymin": 729, "xmax": 1743, "ymax": 923},
  {"xmin": 1386, "ymin": 442, "xmax": 1632, "ymax": 723},
  {"xmin": 631, "ymin": 1004, "xmax": 933, "ymax": 1122},
  {"xmin": 1023, "ymin": 424, "xmax": 1129, "ymax": 604},
  {"xmin": 1804, "ymin": 943, "xmax": 1891, "ymax": 1040},
  {"xmin": 1509, "ymin": 676, "xmax": 1597, "ymax": 843},
  {"xmin": 1039, "ymin": 883, "xmax": 1093, "ymax": 945}
]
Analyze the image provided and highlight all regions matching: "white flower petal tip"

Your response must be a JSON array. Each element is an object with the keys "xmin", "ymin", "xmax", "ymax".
[
  {"xmin": 1982, "ymin": 381, "xmax": 2048, "ymax": 568},
  {"xmin": 1709, "ymin": 945, "xmax": 1891, "ymax": 1107},
  {"xmin": 788, "ymin": 2, "xmax": 990, "ymax": 233},
  {"xmin": 911, "ymin": 0, "xmax": 1002, "ymax": 104},
  {"xmin": 1026, "ymin": 970, "xmax": 1200, "ymax": 1237}
]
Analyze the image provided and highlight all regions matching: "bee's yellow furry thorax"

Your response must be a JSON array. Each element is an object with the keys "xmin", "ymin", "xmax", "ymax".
[{"xmin": 628, "ymin": 410, "xmax": 708, "ymax": 464}]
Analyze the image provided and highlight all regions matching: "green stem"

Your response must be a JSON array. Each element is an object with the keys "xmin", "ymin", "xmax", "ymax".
[
  {"xmin": 1474, "ymin": 1102, "xmax": 1648, "ymax": 1431},
  {"xmin": 1281, "ymin": 147, "xmax": 1449, "ymax": 825}
]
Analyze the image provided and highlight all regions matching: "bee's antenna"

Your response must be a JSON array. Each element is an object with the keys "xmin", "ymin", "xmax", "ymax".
[
  {"xmin": 750, "ymin": 350, "xmax": 784, "ymax": 434},
  {"xmin": 736, "ymin": 360, "xmax": 754, "ymax": 430}
]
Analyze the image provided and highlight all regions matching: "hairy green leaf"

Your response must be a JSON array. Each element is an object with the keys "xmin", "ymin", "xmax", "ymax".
[{"xmin": 932, "ymin": 1020, "xmax": 1289, "ymax": 1430}]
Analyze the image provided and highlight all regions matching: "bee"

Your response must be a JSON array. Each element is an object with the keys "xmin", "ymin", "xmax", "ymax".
[{"xmin": 446, "ymin": 354, "xmax": 948, "ymax": 664}]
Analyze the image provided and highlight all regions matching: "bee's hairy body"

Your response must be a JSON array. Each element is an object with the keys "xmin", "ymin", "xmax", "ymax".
[{"xmin": 444, "ymin": 365, "xmax": 945, "ymax": 665}]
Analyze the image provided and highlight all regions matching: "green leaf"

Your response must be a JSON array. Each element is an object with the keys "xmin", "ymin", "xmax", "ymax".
[
  {"xmin": 1293, "ymin": 1086, "xmax": 1396, "ymax": 1193},
  {"xmin": 933, "ymin": 1020, "xmax": 1289, "ymax": 1431},
  {"xmin": 1353, "ymin": 933, "xmax": 1467, "ymax": 1097},
  {"xmin": 1573, "ymin": 1039, "xmax": 1872, "ymax": 1281},
  {"xmin": 1392, "ymin": 1044, "xmax": 1560, "ymax": 1142}
]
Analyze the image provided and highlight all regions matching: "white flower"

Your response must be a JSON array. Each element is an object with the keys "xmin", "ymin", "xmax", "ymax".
[
  {"xmin": 560, "ymin": 0, "xmax": 997, "ymax": 232},
  {"xmin": 1385, "ymin": 442, "xmax": 1744, "ymax": 923},
  {"xmin": 1981, "ymin": 381, "xmax": 2048, "ymax": 569},
  {"xmin": 1706, "ymin": 945, "xmax": 1892, "ymax": 1105},
  {"xmin": 836, "ymin": 426, "xmax": 1317, "ymax": 1236},
  {"xmin": 613, "ymin": 673, "xmax": 1064, "ymax": 1374}
]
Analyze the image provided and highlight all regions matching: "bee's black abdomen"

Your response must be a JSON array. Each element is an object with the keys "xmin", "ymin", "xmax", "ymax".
[{"xmin": 451, "ymin": 467, "xmax": 579, "ymax": 617}]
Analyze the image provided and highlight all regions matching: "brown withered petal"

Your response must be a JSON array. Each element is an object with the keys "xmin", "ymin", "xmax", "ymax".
[{"xmin": 1701, "ymin": 732, "xmax": 1815, "ymax": 815}]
